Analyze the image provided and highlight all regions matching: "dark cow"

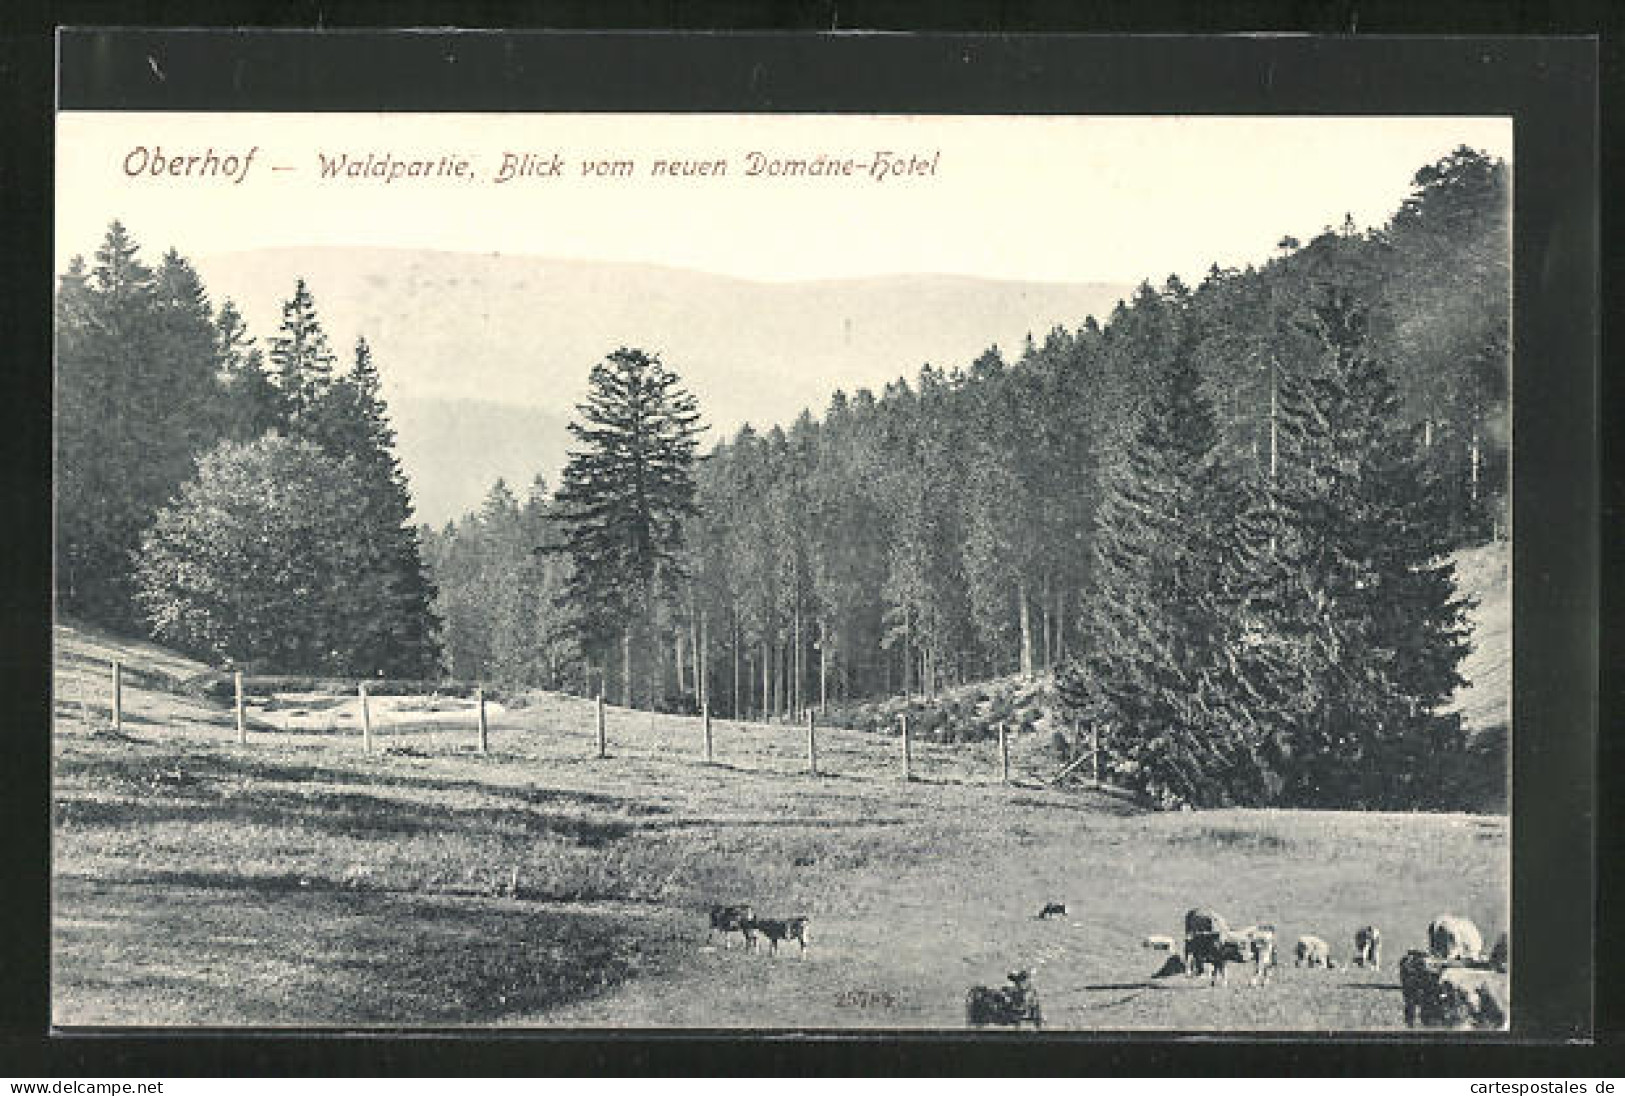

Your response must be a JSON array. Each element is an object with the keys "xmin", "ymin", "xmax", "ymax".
[
  {"xmin": 747, "ymin": 916, "xmax": 811, "ymax": 957},
  {"xmin": 1183, "ymin": 908, "xmax": 1229, "ymax": 976},
  {"xmin": 1353, "ymin": 925, "xmax": 1382, "ymax": 969},
  {"xmin": 708, "ymin": 903, "xmax": 754, "ymax": 948},
  {"xmin": 1399, "ymin": 949, "xmax": 1509, "ymax": 1029},
  {"xmin": 1037, "ymin": 902, "xmax": 1068, "ymax": 920},
  {"xmin": 1185, "ymin": 931, "xmax": 1248, "ymax": 985},
  {"xmin": 1183, "ymin": 907, "xmax": 1274, "ymax": 987},
  {"xmin": 966, "ymin": 970, "xmax": 1043, "ymax": 1029}
]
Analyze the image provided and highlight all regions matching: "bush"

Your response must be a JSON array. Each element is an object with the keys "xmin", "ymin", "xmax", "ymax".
[{"xmin": 137, "ymin": 437, "xmax": 386, "ymax": 676}]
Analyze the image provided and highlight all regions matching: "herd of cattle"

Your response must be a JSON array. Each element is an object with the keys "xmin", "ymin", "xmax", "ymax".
[
  {"xmin": 706, "ymin": 900, "xmax": 1508, "ymax": 1030},
  {"xmin": 1147, "ymin": 908, "xmax": 1385, "ymax": 985},
  {"xmin": 1147, "ymin": 908, "xmax": 1509, "ymax": 1029}
]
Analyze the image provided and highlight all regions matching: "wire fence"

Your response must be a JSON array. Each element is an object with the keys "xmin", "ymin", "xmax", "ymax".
[{"xmin": 53, "ymin": 650, "xmax": 1119, "ymax": 794}]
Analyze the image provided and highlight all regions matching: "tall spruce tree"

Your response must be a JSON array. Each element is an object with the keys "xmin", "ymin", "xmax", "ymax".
[
  {"xmin": 1259, "ymin": 289, "xmax": 1473, "ymax": 807},
  {"xmin": 1060, "ymin": 336, "xmax": 1258, "ymax": 807},
  {"xmin": 304, "ymin": 336, "xmax": 441, "ymax": 676},
  {"xmin": 553, "ymin": 348, "xmax": 704, "ymax": 708}
]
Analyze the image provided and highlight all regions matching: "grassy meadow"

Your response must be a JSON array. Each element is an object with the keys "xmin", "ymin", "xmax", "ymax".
[{"xmin": 52, "ymin": 620, "xmax": 1507, "ymax": 1031}]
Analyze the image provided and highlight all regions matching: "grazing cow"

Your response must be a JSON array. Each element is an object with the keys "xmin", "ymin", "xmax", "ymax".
[
  {"xmin": 1399, "ymin": 950, "xmax": 1509, "ymax": 1029},
  {"xmin": 747, "ymin": 916, "xmax": 811, "ymax": 957},
  {"xmin": 1231, "ymin": 924, "xmax": 1278, "ymax": 986},
  {"xmin": 1353, "ymin": 925, "xmax": 1382, "ymax": 969},
  {"xmin": 1186, "ymin": 930, "xmax": 1252, "ymax": 985},
  {"xmin": 1489, "ymin": 931, "xmax": 1509, "ymax": 973},
  {"xmin": 966, "ymin": 970, "xmax": 1043, "ymax": 1029},
  {"xmin": 709, "ymin": 903, "xmax": 754, "ymax": 948},
  {"xmin": 1296, "ymin": 935, "xmax": 1332, "ymax": 968},
  {"xmin": 1183, "ymin": 908, "xmax": 1229, "ymax": 976},
  {"xmin": 1037, "ymin": 901, "xmax": 1068, "ymax": 920},
  {"xmin": 1428, "ymin": 916, "xmax": 1485, "ymax": 962},
  {"xmin": 1142, "ymin": 934, "xmax": 1176, "ymax": 951}
]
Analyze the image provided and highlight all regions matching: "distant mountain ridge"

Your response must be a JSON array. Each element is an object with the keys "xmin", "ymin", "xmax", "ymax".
[{"xmin": 192, "ymin": 247, "xmax": 1132, "ymax": 524}]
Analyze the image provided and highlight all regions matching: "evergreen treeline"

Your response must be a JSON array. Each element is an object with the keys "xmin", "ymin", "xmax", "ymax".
[
  {"xmin": 57, "ymin": 224, "xmax": 439, "ymax": 676},
  {"xmin": 421, "ymin": 477, "xmax": 578, "ymax": 689},
  {"xmin": 62, "ymin": 145, "xmax": 1506, "ymax": 810},
  {"xmin": 659, "ymin": 149, "xmax": 1506, "ymax": 727},
  {"xmin": 421, "ymin": 148, "xmax": 1506, "ymax": 799}
]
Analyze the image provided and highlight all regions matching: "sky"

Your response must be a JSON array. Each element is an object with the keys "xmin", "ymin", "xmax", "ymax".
[{"xmin": 56, "ymin": 113, "xmax": 1513, "ymax": 287}]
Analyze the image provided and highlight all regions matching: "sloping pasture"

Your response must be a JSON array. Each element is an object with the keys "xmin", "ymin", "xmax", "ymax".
[{"xmin": 52, "ymin": 623, "xmax": 1506, "ymax": 1030}]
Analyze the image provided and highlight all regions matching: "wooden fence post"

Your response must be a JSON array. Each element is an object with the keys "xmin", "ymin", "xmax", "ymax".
[
  {"xmin": 360, "ymin": 683, "xmax": 373, "ymax": 754},
  {"xmin": 806, "ymin": 709, "xmax": 818, "ymax": 776},
  {"xmin": 111, "ymin": 659, "xmax": 122, "ymax": 733},
  {"xmin": 77, "ymin": 665, "xmax": 91, "ymax": 731},
  {"xmin": 477, "ymin": 687, "xmax": 489, "ymax": 755},
  {"xmin": 900, "ymin": 713, "xmax": 912, "ymax": 782},
  {"xmin": 999, "ymin": 722, "xmax": 1010, "ymax": 785},
  {"xmin": 703, "ymin": 702, "xmax": 713, "ymax": 763},
  {"xmin": 1092, "ymin": 721, "xmax": 1101, "ymax": 789},
  {"xmin": 234, "ymin": 670, "xmax": 246, "ymax": 745},
  {"xmin": 596, "ymin": 692, "xmax": 607, "ymax": 758}
]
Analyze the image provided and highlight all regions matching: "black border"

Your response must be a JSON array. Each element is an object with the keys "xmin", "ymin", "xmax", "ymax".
[{"xmin": 3, "ymin": 16, "xmax": 1608, "ymax": 1077}]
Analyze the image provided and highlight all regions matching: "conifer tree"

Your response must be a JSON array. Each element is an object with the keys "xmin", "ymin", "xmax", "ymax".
[
  {"xmin": 301, "ymin": 336, "xmax": 441, "ymax": 676},
  {"xmin": 1060, "ymin": 336, "xmax": 1258, "ymax": 806},
  {"xmin": 268, "ymin": 278, "xmax": 337, "ymax": 428},
  {"xmin": 553, "ymin": 348, "xmax": 704, "ymax": 707},
  {"xmin": 1382, "ymin": 147, "xmax": 1511, "ymax": 541},
  {"xmin": 1256, "ymin": 289, "xmax": 1473, "ymax": 807},
  {"xmin": 151, "ymin": 250, "xmax": 224, "ymax": 459},
  {"xmin": 56, "ymin": 224, "xmax": 229, "ymax": 627},
  {"xmin": 213, "ymin": 299, "xmax": 283, "ymax": 441},
  {"xmin": 516, "ymin": 475, "xmax": 581, "ymax": 690}
]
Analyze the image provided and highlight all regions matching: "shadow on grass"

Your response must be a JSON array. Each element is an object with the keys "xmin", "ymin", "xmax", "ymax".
[
  {"xmin": 53, "ymin": 874, "xmax": 678, "ymax": 1025},
  {"xmin": 1005, "ymin": 791, "xmax": 1146, "ymax": 817},
  {"xmin": 57, "ymin": 789, "xmax": 640, "ymax": 847},
  {"xmin": 58, "ymin": 748, "xmax": 670, "ymax": 814}
]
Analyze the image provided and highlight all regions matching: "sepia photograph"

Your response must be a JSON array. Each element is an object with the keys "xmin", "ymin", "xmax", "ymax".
[{"xmin": 51, "ymin": 82, "xmax": 1531, "ymax": 1032}]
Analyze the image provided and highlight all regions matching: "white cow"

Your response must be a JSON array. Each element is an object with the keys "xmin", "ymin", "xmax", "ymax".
[
  {"xmin": 1427, "ymin": 915, "xmax": 1484, "ymax": 962},
  {"xmin": 1295, "ymin": 935, "xmax": 1332, "ymax": 968}
]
